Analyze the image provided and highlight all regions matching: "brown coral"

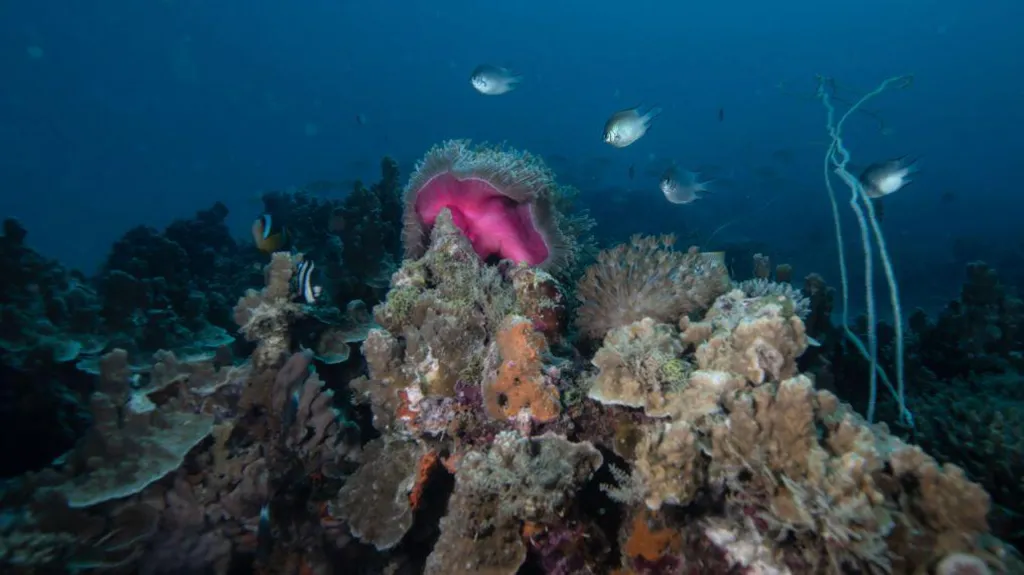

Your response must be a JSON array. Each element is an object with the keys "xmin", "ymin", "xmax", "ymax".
[
  {"xmin": 509, "ymin": 264, "xmax": 567, "ymax": 339},
  {"xmin": 483, "ymin": 315, "xmax": 561, "ymax": 423},
  {"xmin": 233, "ymin": 252, "xmax": 304, "ymax": 368},
  {"xmin": 588, "ymin": 318, "xmax": 687, "ymax": 415},
  {"xmin": 576, "ymin": 235, "xmax": 730, "ymax": 340},
  {"xmin": 686, "ymin": 290, "xmax": 808, "ymax": 384},
  {"xmin": 329, "ymin": 438, "xmax": 425, "ymax": 551},
  {"xmin": 424, "ymin": 432, "xmax": 602, "ymax": 574}
]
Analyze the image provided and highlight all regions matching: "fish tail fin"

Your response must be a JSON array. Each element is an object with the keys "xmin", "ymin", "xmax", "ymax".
[{"xmin": 644, "ymin": 105, "xmax": 664, "ymax": 123}]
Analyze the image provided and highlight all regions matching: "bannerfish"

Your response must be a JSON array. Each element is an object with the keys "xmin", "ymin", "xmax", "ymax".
[
  {"xmin": 859, "ymin": 156, "xmax": 918, "ymax": 199},
  {"xmin": 469, "ymin": 64, "xmax": 522, "ymax": 95},
  {"xmin": 660, "ymin": 168, "xmax": 713, "ymax": 205},
  {"xmin": 252, "ymin": 213, "xmax": 287, "ymax": 253},
  {"xmin": 295, "ymin": 260, "xmax": 323, "ymax": 304},
  {"xmin": 603, "ymin": 105, "xmax": 662, "ymax": 148}
]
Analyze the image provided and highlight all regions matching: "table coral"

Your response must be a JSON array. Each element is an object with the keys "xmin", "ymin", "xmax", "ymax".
[{"xmin": 56, "ymin": 349, "xmax": 215, "ymax": 508}]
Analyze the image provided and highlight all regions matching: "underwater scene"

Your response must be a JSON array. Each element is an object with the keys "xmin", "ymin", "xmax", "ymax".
[{"xmin": 2, "ymin": 1, "xmax": 1023, "ymax": 574}]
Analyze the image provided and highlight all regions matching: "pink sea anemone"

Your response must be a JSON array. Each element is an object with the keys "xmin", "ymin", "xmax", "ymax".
[{"xmin": 402, "ymin": 140, "xmax": 568, "ymax": 270}]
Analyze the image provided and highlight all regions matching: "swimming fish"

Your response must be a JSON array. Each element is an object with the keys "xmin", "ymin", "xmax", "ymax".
[
  {"xmin": 660, "ymin": 168, "xmax": 713, "ymax": 205},
  {"xmin": 628, "ymin": 164, "xmax": 635, "ymax": 179},
  {"xmin": 256, "ymin": 504, "xmax": 273, "ymax": 560},
  {"xmin": 295, "ymin": 260, "xmax": 323, "ymax": 304},
  {"xmin": 252, "ymin": 213, "xmax": 287, "ymax": 253},
  {"xmin": 858, "ymin": 156, "xmax": 918, "ymax": 198},
  {"xmin": 603, "ymin": 105, "xmax": 662, "ymax": 148},
  {"xmin": 718, "ymin": 107, "xmax": 724, "ymax": 122},
  {"xmin": 469, "ymin": 64, "xmax": 522, "ymax": 95}
]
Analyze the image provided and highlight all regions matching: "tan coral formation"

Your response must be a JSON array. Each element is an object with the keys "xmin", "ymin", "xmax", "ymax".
[
  {"xmin": 328, "ymin": 438, "xmax": 425, "ymax": 551},
  {"xmin": 588, "ymin": 291, "xmax": 1005, "ymax": 574},
  {"xmin": 424, "ymin": 432, "xmax": 603, "ymax": 575},
  {"xmin": 232, "ymin": 251, "xmax": 305, "ymax": 368}
]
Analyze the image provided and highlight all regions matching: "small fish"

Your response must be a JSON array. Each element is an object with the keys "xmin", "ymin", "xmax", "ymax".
[
  {"xmin": 282, "ymin": 388, "xmax": 302, "ymax": 430},
  {"xmin": 603, "ymin": 105, "xmax": 662, "ymax": 148},
  {"xmin": 295, "ymin": 260, "xmax": 323, "ymax": 304},
  {"xmin": 660, "ymin": 168, "xmax": 713, "ymax": 205},
  {"xmin": 355, "ymin": 113, "xmax": 367, "ymax": 125},
  {"xmin": 859, "ymin": 156, "xmax": 918, "ymax": 198},
  {"xmin": 469, "ymin": 64, "xmax": 522, "ymax": 95},
  {"xmin": 718, "ymin": 107, "xmax": 724, "ymax": 122},
  {"xmin": 257, "ymin": 504, "xmax": 273, "ymax": 560},
  {"xmin": 252, "ymin": 213, "xmax": 287, "ymax": 253},
  {"xmin": 628, "ymin": 164, "xmax": 635, "ymax": 179}
]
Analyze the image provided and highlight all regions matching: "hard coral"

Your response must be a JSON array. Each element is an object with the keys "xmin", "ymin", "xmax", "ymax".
[
  {"xmin": 684, "ymin": 289, "xmax": 808, "ymax": 385},
  {"xmin": 329, "ymin": 437, "xmax": 424, "ymax": 551},
  {"xmin": 233, "ymin": 252, "xmax": 304, "ymax": 368},
  {"xmin": 424, "ymin": 432, "xmax": 602, "ymax": 575},
  {"xmin": 483, "ymin": 315, "xmax": 561, "ymax": 424},
  {"xmin": 588, "ymin": 318, "xmax": 688, "ymax": 416},
  {"xmin": 576, "ymin": 234, "xmax": 730, "ymax": 341},
  {"xmin": 56, "ymin": 349, "xmax": 214, "ymax": 508},
  {"xmin": 402, "ymin": 139, "xmax": 570, "ymax": 270}
]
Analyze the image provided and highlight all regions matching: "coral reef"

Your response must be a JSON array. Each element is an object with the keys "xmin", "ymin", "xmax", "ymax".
[
  {"xmin": 261, "ymin": 158, "xmax": 403, "ymax": 304},
  {"xmin": 1, "ymin": 144, "xmax": 1019, "ymax": 575},
  {"xmin": 98, "ymin": 202, "xmax": 255, "ymax": 356},
  {"xmin": 0, "ymin": 218, "xmax": 104, "ymax": 368}
]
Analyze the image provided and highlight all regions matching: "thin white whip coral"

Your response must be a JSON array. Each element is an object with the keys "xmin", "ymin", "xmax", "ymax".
[{"xmin": 817, "ymin": 75, "xmax": 914, "ymax": 428}]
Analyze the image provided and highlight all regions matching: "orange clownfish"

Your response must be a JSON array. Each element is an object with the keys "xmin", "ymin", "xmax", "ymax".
[{"xmin": 252, "ymin": 213, "xmax": 287, "ymax": 253}]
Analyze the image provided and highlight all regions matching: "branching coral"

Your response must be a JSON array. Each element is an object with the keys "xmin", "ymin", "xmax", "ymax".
[
  {"xmin": 575, "ymin": 234, "xmax": 730, "ymax": 340},
  {"xmin": 98, "ymin": 202, "xmax": 256, "ymax": 356},
  {"xmin": 0, "ymin": 218, "xmax": 104, "ymax": 368}
]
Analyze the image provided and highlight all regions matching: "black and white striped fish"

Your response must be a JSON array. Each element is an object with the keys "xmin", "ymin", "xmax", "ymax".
[{"xmin": 295, "ymin": 260, "xmax": 323, "ymax": 304}]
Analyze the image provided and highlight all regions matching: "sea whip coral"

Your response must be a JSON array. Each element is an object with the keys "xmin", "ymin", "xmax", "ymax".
[{"xmin": 402, "ymin": 140, "xmax": 569, "ymax": 270}]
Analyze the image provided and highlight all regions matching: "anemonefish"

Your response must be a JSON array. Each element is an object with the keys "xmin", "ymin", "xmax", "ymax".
[{"xmin": 252, "ymin": 213, "xmax": 287, "ymax": 253}]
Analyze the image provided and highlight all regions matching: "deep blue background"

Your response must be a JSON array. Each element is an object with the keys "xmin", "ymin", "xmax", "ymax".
[{"xmin": 2, "ymin": 0, "xmax": 1022, "ymax": 314}]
